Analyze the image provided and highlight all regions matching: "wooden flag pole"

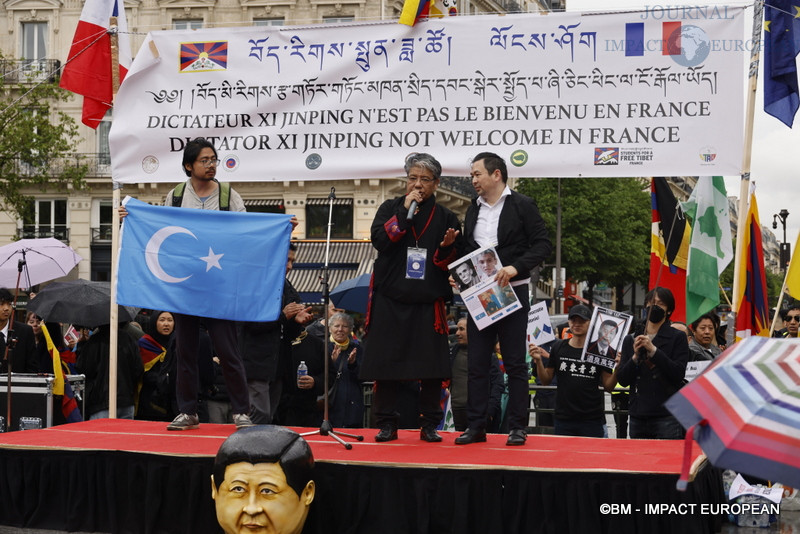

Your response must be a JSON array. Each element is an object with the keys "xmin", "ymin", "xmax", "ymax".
[
  {"xmin": 108, "ymin": 15, "xmax": 120, "ymax": 419},
  {"xmin": 731, "ymin": 1, "xmax": 762, "ymax": 343}
]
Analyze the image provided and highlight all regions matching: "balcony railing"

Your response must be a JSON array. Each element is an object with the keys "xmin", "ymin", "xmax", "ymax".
[
  {"xmin": 10, "ymin": 153, "xmax": 111, "ymax": 178},
  {"xmin": 17, "ymin": 226, "xmax": 70, "ymax": 242},
  {"xmin": 0, "ymin": 59, "xmax": 61, "ymax": 84},
  {"xmin": 91, "ymin": 226, "xmax": 113, "ymax": 243}
]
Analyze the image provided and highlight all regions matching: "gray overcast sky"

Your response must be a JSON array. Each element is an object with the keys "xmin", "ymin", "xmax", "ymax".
[{"xmin": 566, "ymin": 0, "xmax": 800, "ymax": 248}]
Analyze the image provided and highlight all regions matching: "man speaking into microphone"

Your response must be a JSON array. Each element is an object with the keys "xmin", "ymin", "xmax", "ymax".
[{"xmin": 360, "ymin": 153, "xmax": 463, "ymax": 443}]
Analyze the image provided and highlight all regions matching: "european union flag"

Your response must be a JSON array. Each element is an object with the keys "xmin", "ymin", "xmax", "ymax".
[
  {"xmin": 118, "ymin": 197, "xmax": 292, "ymax": 322},
  {"xmin": 764, "ymin": 0, "xmax": 800, "ymax": 127}
]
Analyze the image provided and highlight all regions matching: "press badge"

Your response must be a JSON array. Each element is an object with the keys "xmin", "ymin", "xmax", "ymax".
[{"xmin": 406, "ymin": 247, "xmax": 427, "ymax": 280}]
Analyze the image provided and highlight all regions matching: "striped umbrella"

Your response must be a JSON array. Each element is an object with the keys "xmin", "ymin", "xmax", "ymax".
[{"xmin": 666, "ymin": 336, "xmax": 800, "ymax": 489}]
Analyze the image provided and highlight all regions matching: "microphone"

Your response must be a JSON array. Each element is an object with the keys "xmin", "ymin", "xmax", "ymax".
[{"xmin": 406, "ymin": 200, "xmax": 418, "ymax": 221}]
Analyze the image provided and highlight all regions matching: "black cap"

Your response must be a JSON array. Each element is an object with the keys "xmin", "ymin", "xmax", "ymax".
[{"xmin": 568, "ymin": 304, "xmax": 592, "ymax": 320}]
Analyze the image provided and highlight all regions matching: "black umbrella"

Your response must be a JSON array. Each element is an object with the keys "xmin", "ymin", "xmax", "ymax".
[{"xmin": 27, "ymin": 280, "xmax": 138, "ymax": 327}]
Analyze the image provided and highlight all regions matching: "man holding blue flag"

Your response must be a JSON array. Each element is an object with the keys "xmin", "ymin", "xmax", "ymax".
[{"xmin": 119, "ymin": 138, "xmax": 293, "ymax": 431}]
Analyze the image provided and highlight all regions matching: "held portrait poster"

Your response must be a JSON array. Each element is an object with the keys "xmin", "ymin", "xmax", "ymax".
[
  {"xmin": 582, "ymin": 306, "xmax": 633, "ymax": 371},
  {"xmin": 109, "ymin": 7, "xmax": 745, "ymax": 183},
  {"xmin": 449, "ymin": 246, "xmax": 522, "ymax": 330}
]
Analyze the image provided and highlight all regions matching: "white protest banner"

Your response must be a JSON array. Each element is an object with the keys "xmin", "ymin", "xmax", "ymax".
[
  {"xmin": 110, "ymin": 7, "xmax": 745, "ymax": 183},
  {"xmin": 527, "ymin": 301, "xmax": 556, "ymax": 346}
]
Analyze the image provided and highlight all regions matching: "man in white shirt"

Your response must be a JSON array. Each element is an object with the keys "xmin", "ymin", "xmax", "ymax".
[{"xmin": 455, "ymin": 152, "xmax": 552, "ymax": 446}]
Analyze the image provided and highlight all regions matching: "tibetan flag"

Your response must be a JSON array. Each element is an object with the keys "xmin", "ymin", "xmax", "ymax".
[
  {"xmin": 138, "ymin": 334, "xmax": 166, "ymax": 372},
  {"xmin": 41, "ymin": 323, "xmax": 64, "ymax": 396},
  {"xmin": 118, "ymin": 197, "xmax": 293, "ymax": 322},
  {"xmin": 784, "ymin": 231, "xmax": 800, "ymax": 299},
  {"xmin": 734, "ymin": 192, "xmax": 770, "ymax": 340},
  {"xmin": 60, "ymin": 0, "xmax": 132, "ymax": 128},
  {"xmin": 650, "ymin": 177, "xmax": 692, "ymax": 322},
  {"xmin": 399, "ymin": 0, "xmax": 431, "ymax": 26},
  {"xmin": 764, "ymin": 0, "xmax": 800, "ymax": 127},
  {"xmin": 41, "ymin": 323, "xmax": 83, "ymax": 423},
  {"xmin": 682, "ymin": 177, "xmax": 734, "ymax": 324}
]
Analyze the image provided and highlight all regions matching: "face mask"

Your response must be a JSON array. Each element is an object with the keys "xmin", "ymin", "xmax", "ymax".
[{"xmin": 645, "ymin": 305, "xmax": 666, "ymax": 324}]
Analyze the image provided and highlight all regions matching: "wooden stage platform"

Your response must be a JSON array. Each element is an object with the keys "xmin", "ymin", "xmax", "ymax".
[{"xmin": 0, "ymin": 419, "xmax": 725, "ymax": 534}]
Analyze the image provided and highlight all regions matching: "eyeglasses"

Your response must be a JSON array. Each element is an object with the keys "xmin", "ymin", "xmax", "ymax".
[
  {"xmin": 407, "ymin": 175, "xmax": 435, "ymax": 184},
  {"xmin": 198, "ymin": 158, "xmax": 220, "ymax": 167},
  {"xmin": 786, "ymin": 315, "xmax": 800, "ymax": 322}
]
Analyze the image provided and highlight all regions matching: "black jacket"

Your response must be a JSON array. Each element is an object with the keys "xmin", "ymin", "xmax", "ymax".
[
  {"xmin": 463, "ymin": 190, "xmax": 552, "ymax": 282},
  {"xmin": 617, "ymin": 322, "xmax": 689, "ymax": 419},
  {"xmin": 0, "ymin": 321, "xmax": 37, "ymax": 374}
]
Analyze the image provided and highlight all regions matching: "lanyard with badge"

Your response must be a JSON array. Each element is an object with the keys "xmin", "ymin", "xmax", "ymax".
[{"xmin": 406, "ymin": 204, "xmax": 436, "ymax": 280}]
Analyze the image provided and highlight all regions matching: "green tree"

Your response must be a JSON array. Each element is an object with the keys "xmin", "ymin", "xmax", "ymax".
[
  {"xmin": 516, "ymin": 177, "xmax": 651, "ymax": 304},
  {"xmin": 0, "ymin": 56, "xmax": 87, "ymax": 223}
]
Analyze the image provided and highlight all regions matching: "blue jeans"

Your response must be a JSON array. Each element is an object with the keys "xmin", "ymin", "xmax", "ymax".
[
  {"xmin": 629, "ymin": 415, "xmax": 685, "ymax": 439},
  {"xmin": 90, "ymin": 405, "xmax": 135, "ymax": 420},
  {"xmin": 554, "ymin": 418, "xmax": 605, "ymax": 438}
]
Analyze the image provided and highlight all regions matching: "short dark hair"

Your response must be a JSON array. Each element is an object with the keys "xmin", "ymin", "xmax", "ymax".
[
  {"xmin": 472, "ymin": 152, "xmax": 508, "ymax": 183},
  {"xmin": 479, "ymin": 249, "xmax": 497, "ymax": 260},
  {"xmin": 600, "ymin": 319, "xmax": 618, "ymax": 331},
  {"xmin": 289, "ymin": 242, "xmax": 298, "ymax": 252},
  {"xmin": 782, "ymin": 304, "xmax": 800, "ymax": 320},
  {"xmin": 690, "ymin": 313, "xmax": 717, "ymax": 332},
  {"xmin": 0, "ymin": 288, "xmax": 13, "ymax": 305},
  {"xmin": 404, "ymin": 153, "xmax": 442, "ymax": 181},
  {"xmin": 645, "ymin": 287, "xmax": 675, "ymax": 315},
  {"xmin": 182, "ymin": 137, "xmax": 217, "ymax": 177},
  {"xmin": 213, "ymin": 425, "xmax": 314, "ymax": 496}
]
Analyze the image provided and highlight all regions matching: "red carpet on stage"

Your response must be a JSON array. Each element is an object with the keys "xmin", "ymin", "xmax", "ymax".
[
  {"xmin": 0, "ymin": 420, "xmax": 724, "ymax": 534},
  {"xmin": 0, "ymin": 418, "xmax": 702, "ymax": 474}
]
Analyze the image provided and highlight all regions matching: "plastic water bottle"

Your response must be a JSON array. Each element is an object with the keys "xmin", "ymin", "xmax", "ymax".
[{"xmin": 297, "ymin": 361, "xmax": 308, "ymax": 384}]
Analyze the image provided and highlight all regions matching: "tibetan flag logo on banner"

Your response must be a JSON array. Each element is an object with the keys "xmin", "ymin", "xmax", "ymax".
[
  {"xmin": 682, "ymin": 176, "xmax": 734, "ymax": 324},
  {"xmin": 179, "ymin": 41, "xmax": 229, "ymax": 73},
  {"xmin": 650, "ymin": 177, "xmax": 691, "ymax": 322},
  {"xmin": 60, "ymin": 0, "xmax": 132, "ymax": 128},
  {"xmin": 118, "ymin": 197, "xmax": 293, "ymax": 322},
  {"xmin": 734, "ymin": 192, "xmax": 770, "ymax": 341}
]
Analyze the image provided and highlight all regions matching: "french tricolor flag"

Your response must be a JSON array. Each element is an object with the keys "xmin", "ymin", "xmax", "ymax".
[
  {"xmin": 60, "ymin": 0, "xmax": 132, "ymax": 129},
  {"xmin": 625, "ymin": 22, "xmax": 683, "ymax": 57}
]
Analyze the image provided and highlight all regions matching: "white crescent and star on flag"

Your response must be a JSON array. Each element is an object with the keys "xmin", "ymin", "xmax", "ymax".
[{"xmin": 144, "ymin": 225, "xmax": 224, "ymax": 283}]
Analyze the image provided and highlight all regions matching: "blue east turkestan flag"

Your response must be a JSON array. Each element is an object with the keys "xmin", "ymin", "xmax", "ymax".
[
  {"xmin": 764, "ymin": 0, "xmax": 800, "ymax": 127},
  {"xmin": 118, "ymin": 197, "xmax": 292, "ymax": 322}
]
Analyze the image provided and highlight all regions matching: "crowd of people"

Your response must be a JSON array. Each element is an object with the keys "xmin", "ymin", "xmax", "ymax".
[{"xmin": 5, "ymin": 141, "xmax": 795, "ymax": 444}]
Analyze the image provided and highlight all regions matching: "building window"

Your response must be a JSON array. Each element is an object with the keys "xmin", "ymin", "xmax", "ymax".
[
  {"xmin": 97, "ymin": 200, "xmax": 113, "ymax": 240},
  {"xmin": 173, "ymin": 19, "xmax": 204, "ymax": 30},
  {"xmin": 22, "ymin": 199, "xmax": 68, "ymax": 241},
  {"xmin": 253, "ymin": 18, "xmax": 284, "ymax": 26},
  {"xmin": 306, "ymin": 199, "xmax": 353, "ymax": 238},
  {"xmin": 98, "ymin": 119, "xmax": 111, "ymax": 166},
  {"xmin": 323, "ymin": 16, "xmax": 355, "ymax": 23},
  {"xmin": 21, "ymin": 21, "xmax": 48, "ymax": 79}
]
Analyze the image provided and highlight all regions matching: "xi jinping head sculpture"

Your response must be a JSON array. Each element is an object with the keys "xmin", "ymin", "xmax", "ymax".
[{"xmin": 212, "ymin": 425, "xmax": 315, "ymax": 534}]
